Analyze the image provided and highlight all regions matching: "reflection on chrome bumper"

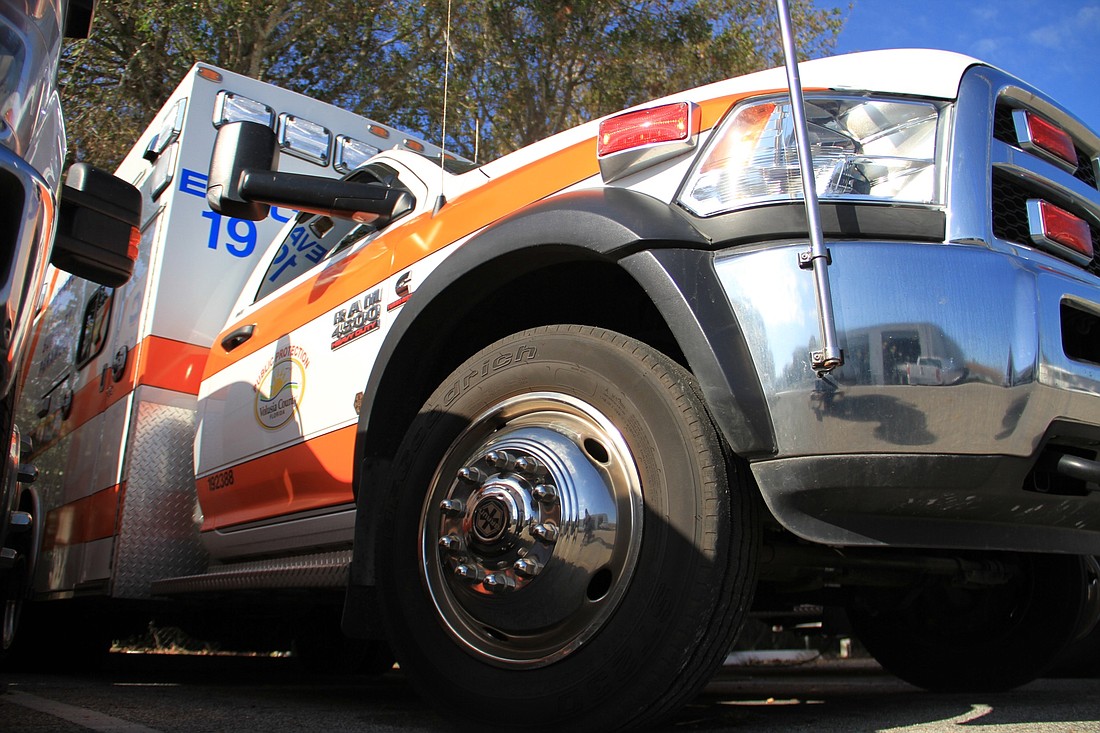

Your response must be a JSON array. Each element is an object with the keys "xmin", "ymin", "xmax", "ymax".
[
  {"xmin": 715, "ymin": 240, "xmax": 1100, "ymax": 552},
  {"xmin": 0, "ymin": 144, "xmax": 56, "ymax": 397},
  {"xmin": 715, "ymin": 240, "xmax": 1100, "ymax": 458}
]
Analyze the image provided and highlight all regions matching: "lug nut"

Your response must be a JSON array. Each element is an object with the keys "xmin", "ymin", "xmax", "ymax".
[
  {"xmin": 514, "ymin": 558, "xmax": 542, "ymax": 577},
  {"xmin": 455, "ymin": 564, "xmax": 484, "ymax": 582},
  {"xmin": 457, "ymin": 466, "xmax": 486, "ymax": 483},
  {"xmin": 485, "ymin": 450, "xmax": 515, "ymax": 471},
  {"xmin": 532, "ymin": 484, "xmax": 558, "ymax": 506},
  {"xmin": 532, "ymin": 523, "xmax": 559, "ymax": 543},
  {"xmin": 483, "ymin": 573, "xmax": 516, "ymax": 593},
  {"xmin": 439, "ymin": 499, "xmax": 465, "ymax": 515},
  {"xmin": 515, "ymin": 455, "xmax": 542, "ymax": 476},
  {"xmin": 439, "ymin": 534, "xmax": 464, "ymax": 553}
]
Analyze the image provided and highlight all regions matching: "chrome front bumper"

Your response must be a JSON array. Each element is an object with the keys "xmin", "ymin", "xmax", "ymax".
[{"xmin": 715, "ymin": 239, "xmax": 1100, "ymax": 552}]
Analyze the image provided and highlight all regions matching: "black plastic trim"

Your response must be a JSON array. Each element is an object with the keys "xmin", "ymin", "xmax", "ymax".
[
  {"xmin": 753, "ymin": 453, "xmax": 1100, "ymax": 554},
  {"xmin": 620, "ymin": 248, "xmax": 774, "ymax": 456},
  {"xmin": 690, "ymin": 201, "xmax": 946, "ymax": 247}
]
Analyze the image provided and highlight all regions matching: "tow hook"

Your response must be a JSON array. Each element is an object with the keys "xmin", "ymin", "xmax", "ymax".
[{"xmin": 1040, "ymin": 450, "xmax": 1100, "ymax": 491}]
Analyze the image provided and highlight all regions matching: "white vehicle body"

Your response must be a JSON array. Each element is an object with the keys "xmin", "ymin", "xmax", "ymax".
[{"xmin": 18, "ymin": 64, "xmax": 444, "ymax": 600}]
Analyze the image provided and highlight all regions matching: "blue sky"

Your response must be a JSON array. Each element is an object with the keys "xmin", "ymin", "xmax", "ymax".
[{"xmin": 819, "ymin": 1, "xmax": 1100, "ymax": 132}]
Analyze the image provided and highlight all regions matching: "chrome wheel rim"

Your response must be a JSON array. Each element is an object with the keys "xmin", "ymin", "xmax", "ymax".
[{"xmin": 419, "ymin": 392, "xmax": 643, "ymax": 668}]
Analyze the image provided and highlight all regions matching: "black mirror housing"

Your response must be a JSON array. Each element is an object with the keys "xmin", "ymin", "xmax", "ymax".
[
  {"xmin": 51, "ymin": 163, "xmax": 141, "ymax": 287},
  {"xmin": 207, "ymin": 121, "xmax": 278, "ymax": 221}
]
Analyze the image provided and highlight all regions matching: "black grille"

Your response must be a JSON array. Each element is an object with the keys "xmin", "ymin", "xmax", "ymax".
[
  {"xmin": 992, "ymin": 170, "xmax": 1100, "ymax": 276},
  {"xmin": 993, "ymin": 103, "xmax": 1097, "ymax": 189}
]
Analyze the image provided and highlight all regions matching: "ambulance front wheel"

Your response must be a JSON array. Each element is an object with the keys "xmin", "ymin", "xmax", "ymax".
[{"xmin": 376, "ymin": 325, "xmax": 759, "ymax": 731}]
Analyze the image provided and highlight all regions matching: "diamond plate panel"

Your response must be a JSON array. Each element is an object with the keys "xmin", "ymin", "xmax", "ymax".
[
  {"xmin": 151, "ymin": 549, "xmax": 351, "ymax": 595},
  {"xmin": 112, "ymin": 398, "xmax": 208, "ymax": 598}
]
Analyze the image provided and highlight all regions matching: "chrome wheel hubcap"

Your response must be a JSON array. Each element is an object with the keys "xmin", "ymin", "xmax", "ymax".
[{"xmin": 420, "ymin": 392, "xmax": 643, "ymax": 668}]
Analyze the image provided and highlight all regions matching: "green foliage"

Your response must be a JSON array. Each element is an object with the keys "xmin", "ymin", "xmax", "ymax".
[{"xmin": 61, "ymin": 0, "xmax": 844, "ymax": 168}]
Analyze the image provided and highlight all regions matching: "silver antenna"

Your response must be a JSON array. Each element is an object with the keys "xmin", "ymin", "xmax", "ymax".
[
  {"xmin": 435, "ymin": 0, "xmax": 453, "ymax": 215},
  {"xmin": 775, "ymin": 0, "xmax": 843, "ymax": 375}
]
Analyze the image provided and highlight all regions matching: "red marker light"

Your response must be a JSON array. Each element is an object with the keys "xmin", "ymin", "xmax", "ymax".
[
  {"xmin": 1015, "ymin": 110, "xmax": 1078, "ymax": 170},
  {"xmin": 598, "ymin": 102, "xmax": 697, "ymax": 157},
  {"xmin": 1028, "ymin": 199, "xmax": 1093, "ymax": 263},
  {"xmin": 127, "ymin": 226, "xmax": 141, "ymax": 261}
]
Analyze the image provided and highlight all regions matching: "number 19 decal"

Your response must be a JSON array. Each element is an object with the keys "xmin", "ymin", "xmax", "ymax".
[{"xmin": 202, "ymin": 210, "xmax": 257, "ymax": 258}]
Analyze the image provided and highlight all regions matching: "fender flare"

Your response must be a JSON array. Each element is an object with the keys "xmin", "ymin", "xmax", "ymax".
[{"xmin": 345, "ymin": 187, "xmax": 774, "ymax": 614}]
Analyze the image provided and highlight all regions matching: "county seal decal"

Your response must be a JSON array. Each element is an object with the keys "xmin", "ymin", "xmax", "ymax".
[{"xmin": 254, "ymin": 345, "xmax": 310, "ymax": 430}]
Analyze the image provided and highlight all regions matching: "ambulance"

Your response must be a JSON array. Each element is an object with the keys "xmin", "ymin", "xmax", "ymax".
[
  {"xmin": 16, "ymin": 46, "xmax": 1100, "ymax": 731},
  {"xmin": 0, "ymin": 0, "xmax": 140, "ymax": 655},
  {"xmin": 11, "ymin": 63, "xmax": 445, "ymax": 663}
]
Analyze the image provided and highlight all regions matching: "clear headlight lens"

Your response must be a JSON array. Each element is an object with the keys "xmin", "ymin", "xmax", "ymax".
[{"xmin": 679, "ymin": 96, "xmax": 944, "ymax": 217}]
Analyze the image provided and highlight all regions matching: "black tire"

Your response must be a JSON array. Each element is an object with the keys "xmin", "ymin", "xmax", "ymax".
[
  {"xmin": 2, "ymin": 460, "xmax": 37, "ymax": 662},
  {"xmin": 1, "ymin": 554, "xmax": 27, "ymax": 654},
  {"xmin": 2, "ymin": 602, "xmax": 113, "ymax": 672},
  {"xmin": 848, "ymin": 552, "xmax": 1089, "ymax": 692},
  {"xmin": 375, "ymin": 325, "xmax": 758, "ymax": 731}
]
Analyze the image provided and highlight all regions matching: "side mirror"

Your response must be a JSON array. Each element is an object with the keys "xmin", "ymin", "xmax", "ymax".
[
  {"xmin": 51, "ymin": 163, "xmax": 141, "ymax": 287},
  {"xmin": 207, "ymin": 121, "xmax": 414, "ymax": 224},
  {"xmin": 207, "ymin": 121, "xmax": 278, "ymax": 221}
]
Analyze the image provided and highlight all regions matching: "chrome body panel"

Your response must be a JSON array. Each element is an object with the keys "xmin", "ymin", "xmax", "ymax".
[
  {"xmin": 0, "ymin": 2, "xmax": 67, "ymax": 397},
  {"xmin": 702, "ymin": 61, "xmax": 1100, "ymax": 552},
  {"xmin": 716, "ymin": 239, "xmax": 1100, "ymax": 551},
  {"xmin": 715, "ymin": 239, "xmax": 1100, "ymax": 459},
  {"xmin": 0, "ymin": 143, "xmax": 57, "ymax": 397},
  {"xmin": 0, "ymin": 0, "xmax": 65, "ymax": 181}
]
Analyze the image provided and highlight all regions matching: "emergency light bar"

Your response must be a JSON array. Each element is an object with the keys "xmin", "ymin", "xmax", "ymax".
[
  {"xmin": 278, "ymin": 114, "xmax": 332, "ymax": 165},
  {"xmin": 214, "ymin": 91, "xmax": 275, "ymax": 129},
  {"xmin": 335, "ymin": 135, "xmax": 381, "ymax": 173}
]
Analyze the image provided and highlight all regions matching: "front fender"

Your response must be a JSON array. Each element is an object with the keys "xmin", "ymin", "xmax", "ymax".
[{"xmin": 344, "ymin": 187, "xmax": 773, "ymax": 635}]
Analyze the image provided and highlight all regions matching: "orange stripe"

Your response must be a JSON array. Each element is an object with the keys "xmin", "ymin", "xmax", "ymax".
[
  {"xmin": 31, "ymin": 335, "xmax": 209, "ymax": 459},
  {"xmin": 202, "ymin": 138, "xmax": 594, "ymax": 378},
  {"xmin": 197, "ymin": 425, "xmax": 355, "ymax": 530},
  {"xmin": 202, "ymin": 89, "xmax": 771, "ymax": 382},
  {"xmin": 42, "ymin": 482, "xmax": 123, "ymax": 550},
  {"xmin": 135, "ymin": 335, "xmax": 209, "ymax": 394}
]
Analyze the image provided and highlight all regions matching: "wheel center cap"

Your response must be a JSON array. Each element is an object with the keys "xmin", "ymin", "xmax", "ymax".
[{"xmin": 471, "ymin": 497, "xmax": 509, "ymax": 544}]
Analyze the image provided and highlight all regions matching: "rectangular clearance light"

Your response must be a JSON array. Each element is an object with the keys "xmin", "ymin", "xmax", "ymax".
[
  {"xmin": 597, "ymin": 101, "xmax": 700, "ymax": 182},
  {"xmin": 213, "ymin": 91, "xmax": 275, "ymax": 128},
  {"xmin": 1027, "ymin": 198, "xmax": 1094, "ymax": 264},
  {"xmin": 598, "ymin": 102, "xmax": 695, "ymax": 156},
  {"xmin": 278, "ymin": 114, "xmax": 332, "ymax": 165},
  {"xmin": 1013, "ymin": 109, "xmax": 1078, "ymax": 171},
  {"xmin": 335, "ymin": 135, "xmax": 380, "ymax": 173}
]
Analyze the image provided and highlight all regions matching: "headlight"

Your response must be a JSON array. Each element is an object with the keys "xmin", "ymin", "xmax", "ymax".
[{"xmin": 678, "ymin": 96, "xmax": 945, "ymax": 217}]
